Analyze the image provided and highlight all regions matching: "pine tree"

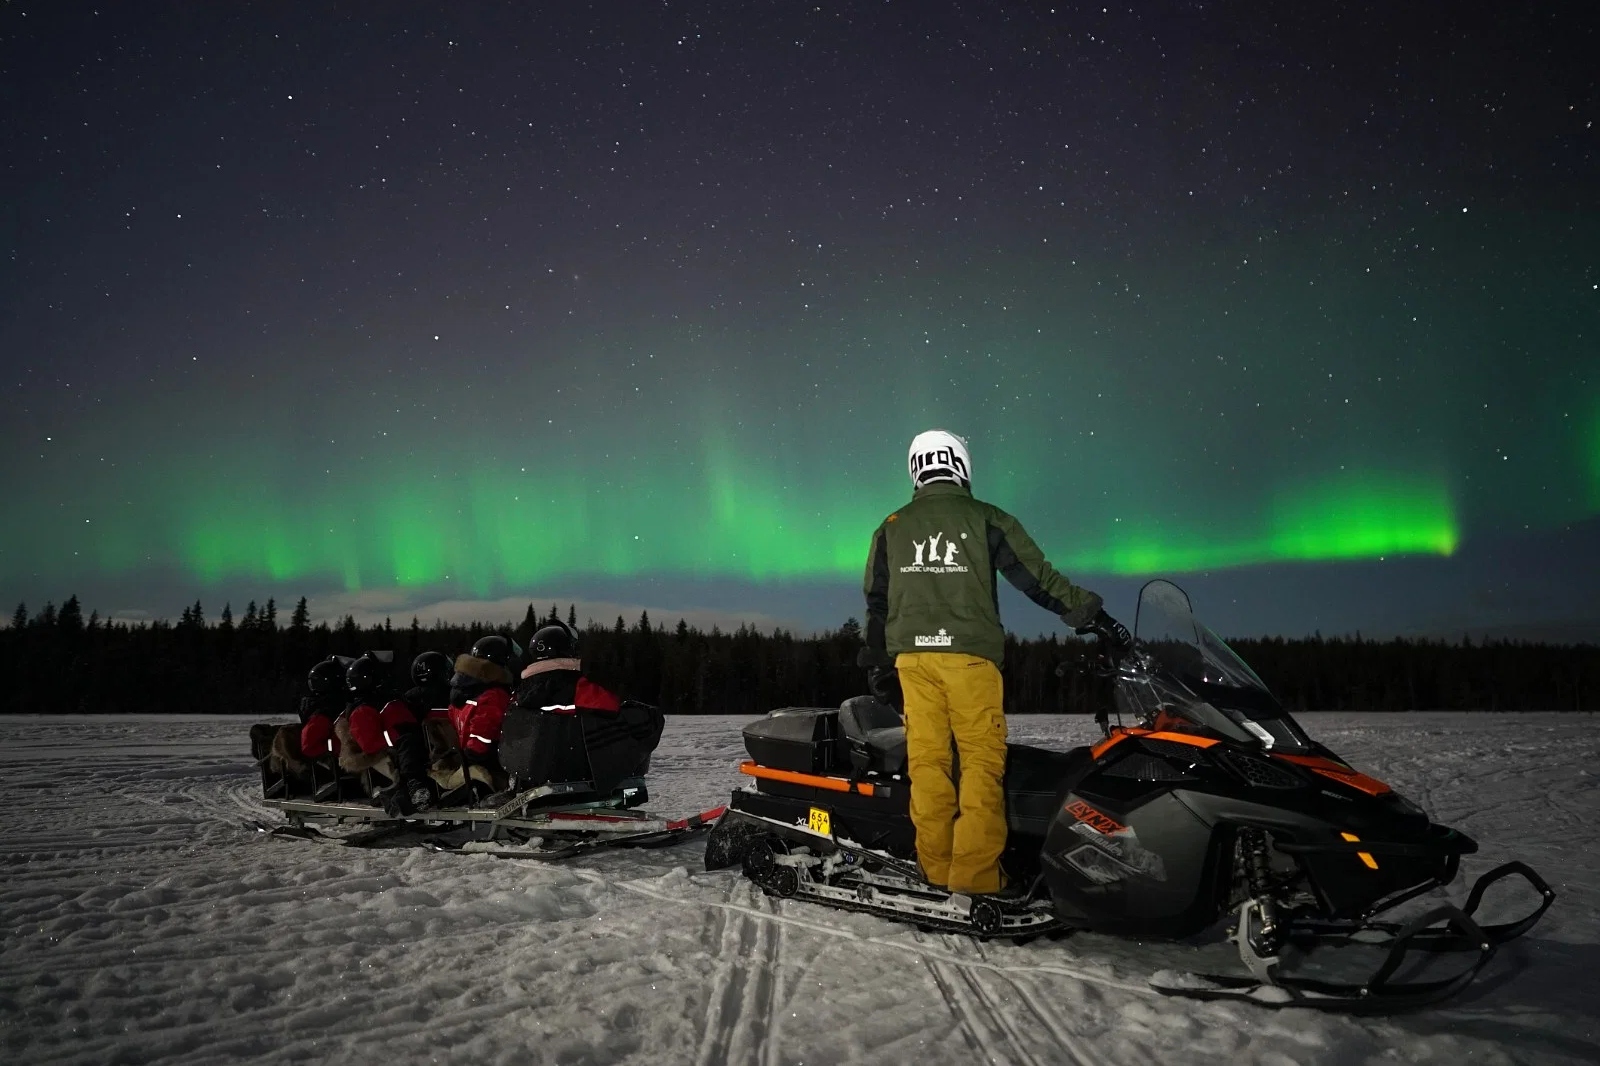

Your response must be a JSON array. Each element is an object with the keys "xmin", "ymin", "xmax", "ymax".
[
  {"xmin": 264, "ymin": 598, "xmax": 278, "ymax": 630},
  {"xmin": 638, "ymin": 610, "xmax": 651, "ymax": 634},
  {"xmin": 87, "ymin": 610, "xmax": 100, "ymax": 630},
  {"xmin": 191, "ymin": 600, "xmax": 205, "ymax": 628},
  {"xmin": 839, "ymin": 617, "xmax": 862, "ymax": 641},
  {"xmin": 10, "ymin": 602, "xmax": 25, "ymax": 630},
  {"xmin": 58, "ymin": 595, "xmax": 84, "ymax": 633},
  {"xmin": 179, "ymin": 605, "xmax": 193, "ymax": 628},
  {"xmin": 220, "ymin": 603, "xmax": 234, "ymax": 631},
  {"xmin": 288, "ymin": 597, "xmax": 308, "ymax": 632},
  {"xmin": 676, "ymin": 618, "xmax": 689, "ymax": 640},
  {"xmin": 36, "ymin": 602, "xmax": 56, "ymax": 627},
  {"xmin": 567, "ymin": 604, "xmax": 577, "ymax": 627},
  {"xmin": 615, "ymin": 615, "xmax": 627, "ymax": 635},
  {"xmin": 242, "ymin": 601, "xmax": 259, "ymax": 630},
  {"xmin": 549, "ymin": 603, "xmax": 560, "ymax": 624}
]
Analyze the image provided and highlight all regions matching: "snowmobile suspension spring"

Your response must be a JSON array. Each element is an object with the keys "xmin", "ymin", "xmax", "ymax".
[{"xmin": 1241, "ymin": 828, "xmax": 1275, "ymax": 898}]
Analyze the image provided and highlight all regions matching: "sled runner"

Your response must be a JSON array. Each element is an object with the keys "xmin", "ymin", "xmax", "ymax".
[
  {"xmin": 255, "ymin": 780, "xmax": 726, "ymax": 859},
  {"xmin": 705, "ymin": 579, "xmax": 1555, "ymax": 1010}
]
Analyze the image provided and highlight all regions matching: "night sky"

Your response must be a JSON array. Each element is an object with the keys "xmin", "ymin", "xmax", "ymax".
[{"xmin": 3, "ymin": 2, "xmax": 1597, "ymax": 640}]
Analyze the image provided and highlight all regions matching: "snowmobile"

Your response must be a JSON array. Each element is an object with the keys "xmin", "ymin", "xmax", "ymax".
[
  {"xmin": 703, "ymin": 579, "xmax": 1554, "ymax": 1010},
  {"xmin": 254, "ymin": 699, "xmax": 724, "ymax": 860}
]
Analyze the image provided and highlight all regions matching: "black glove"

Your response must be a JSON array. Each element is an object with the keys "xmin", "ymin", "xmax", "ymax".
[
  {"xmin": 866, "ymin": 665, "xmax": 901, "ymax": 707},
  {"xmin": 1076, "ymin": 609, "xmax": 1132, "ymax": 661}
]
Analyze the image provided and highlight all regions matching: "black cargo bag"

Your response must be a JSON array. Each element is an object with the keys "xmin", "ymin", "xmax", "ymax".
[
  {"xmin": 499, "ymin": 701, "xmax": 665, "ymax": 793},
  {"xmin": 584, "ymin": 700, "xmax": 666, "ymax": 792},
  {"xmin": 742, "ymin": 708, "xmax": 840, "ymax": 774},
  {"xmin": 499, "ymin": 706, "xmax": 587, "ymax": 786}
]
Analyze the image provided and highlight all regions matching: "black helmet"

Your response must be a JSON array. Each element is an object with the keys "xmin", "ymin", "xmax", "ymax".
[
  {"xmin": 345, "ymin": 652, "xmax": 388, "ymax": 699},
  {"xmin": 411, "ymin": 650, "xmax": 451, "ymax": 687},
  {"xmin": 529, "ymin": 621, "xmax": 579, "ymax": 663},
  {"xmin": 307, "ymin": 658, "xmax": 345, "ymax": 697},
  {"xmin": 469, "ymin": 634, "xmax": 518, "ymax": 671}
]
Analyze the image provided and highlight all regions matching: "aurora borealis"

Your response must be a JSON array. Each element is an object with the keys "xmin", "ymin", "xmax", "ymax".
[{"xmin": 3, "ymin": 2, "xmax": 1597, "ymax": 639}]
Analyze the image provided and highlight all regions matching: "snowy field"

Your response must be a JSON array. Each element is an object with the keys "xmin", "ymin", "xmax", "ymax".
[{"xmin": 1, "ymin": 713, "xmax": 1596, "ymax": 1066}]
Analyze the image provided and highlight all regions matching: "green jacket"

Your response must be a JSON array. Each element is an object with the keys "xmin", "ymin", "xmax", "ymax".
[{"xmin": 862, "ymin": 481, "xmax": 1101, "ymax": 667}]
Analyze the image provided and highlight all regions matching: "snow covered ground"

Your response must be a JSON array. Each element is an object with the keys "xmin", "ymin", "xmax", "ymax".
[{"xmin": 0, "ymin": 713, "xmax": 1596, "ymax": 1066}]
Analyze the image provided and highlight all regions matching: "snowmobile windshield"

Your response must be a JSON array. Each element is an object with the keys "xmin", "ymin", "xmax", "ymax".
[{"xmin": 1125, "ymin": 580, "xmax": 1314, "ymax": 753}]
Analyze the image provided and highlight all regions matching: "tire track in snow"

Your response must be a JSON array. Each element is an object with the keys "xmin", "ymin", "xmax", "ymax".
[
  {"xmin": 963, "ymin": 938, "xmax": 1103, "ymax": 1066},
  {"xmin": 925, "ymin": 956, "xmax": 1040, "ymax": 1066},
  {"xmin": 586, "ymin": 868, "xmax": 1156, "ymax": 998},
  {"xmin": 693, "ymin": 885, "xmax": 784, "ymax": 1066}
]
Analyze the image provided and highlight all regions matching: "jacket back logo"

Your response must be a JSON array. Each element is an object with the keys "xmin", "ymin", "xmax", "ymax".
[
  {"xmin": 900, "ymin": 531, "xmax": 969, "ymax": 574},
  {"xmin": 914, "ymin": 627, "xmax": 954, "ymax": 647}
]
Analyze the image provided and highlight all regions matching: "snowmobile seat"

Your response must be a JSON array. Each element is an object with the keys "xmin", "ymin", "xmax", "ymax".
[{"xmin": 837, "ymin": 696, "xmax": 907, "ymax": 776}]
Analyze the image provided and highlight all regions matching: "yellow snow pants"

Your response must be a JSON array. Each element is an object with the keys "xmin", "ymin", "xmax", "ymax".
[{"xmin": 895, "ymin": 651, "xmax": 1007, "ymax": 894}]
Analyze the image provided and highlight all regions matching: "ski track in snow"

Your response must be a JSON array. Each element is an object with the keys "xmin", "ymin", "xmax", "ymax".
[{"xmin": 0, "ymin": 714, "xmax": 1597, "ymax": 1065}]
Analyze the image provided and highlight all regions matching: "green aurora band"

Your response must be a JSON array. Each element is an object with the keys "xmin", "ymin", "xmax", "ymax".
[
  {"xmin": 4, "ymin": 208, "xmax": 1591, "ymax": 608},
  {"xmin": 70, "ymin": 460, "xmax": 1458, "ymax": 594}
]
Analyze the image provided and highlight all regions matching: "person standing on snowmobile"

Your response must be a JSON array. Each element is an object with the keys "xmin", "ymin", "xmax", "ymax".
[
  {"xmin": 443, "ymin": 635, "xmax": 519, "ymax": 797},
  {"xmin": 862, "ymin": 429, "xmax": 1130, "ymax": 896}
]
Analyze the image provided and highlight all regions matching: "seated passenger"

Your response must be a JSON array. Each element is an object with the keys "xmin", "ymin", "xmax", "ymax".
[
  {"xmin": 297, "ymin": 657, "xmax": 349, "ymax": 764},
  {"xmin": 438, "ymin": 635, "xmax": 518, "ymax": 798},
  {"xmin": 338, "ymin": 652, "xmax": 441, "ymax": 816},
  {"xmin": 252, "ymin": 658, "xmax": 345, "ymax": 796},
  {"xmin": 506, "ymin": 621, "xmax": 665, "ymax": 792},
  {"xmin": 401, "ymin": 650, "xmax": 458, "ymax": 763}
]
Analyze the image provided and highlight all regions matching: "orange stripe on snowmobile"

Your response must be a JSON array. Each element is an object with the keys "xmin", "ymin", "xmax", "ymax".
[
  {"xmin": 1092, "ymin": 728, "xmax": 1220, "ymax": 759},
  {"xmin": 1340, "ymin": 831, "xmax": 1381, "ymax": 869},
  {"xmin": 1275, "ymin": 753, "xmax": 1391, "ymax": 796},
  {"xmin": 739, "ymin": 761, "xmax": 876, "ymax": 796},
  {"xmin": 1090, "ymin": 733, "xmax": 1128, "ymax": 759}
]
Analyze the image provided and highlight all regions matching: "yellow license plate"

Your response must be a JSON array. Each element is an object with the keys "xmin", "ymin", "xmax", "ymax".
[{"xmin": 807, "ymin": 807, "xmax": 831, "ymax": 836}]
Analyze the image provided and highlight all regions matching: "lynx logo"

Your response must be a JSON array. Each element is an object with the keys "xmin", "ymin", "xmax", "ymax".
[
  {"xmin": 911, "ymin": 446, "xmax": 969, "ymax": 485},
  {"xmin": 900, "ymin": 532, "xmax": 970, "ymax": 574},
  {"xmin": 914, "ymin": 628, "xmax": 954, "ymax": 647}
]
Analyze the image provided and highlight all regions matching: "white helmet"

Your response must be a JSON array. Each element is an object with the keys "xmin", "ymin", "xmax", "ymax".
[{"xmin": 907, "ymin": 429, "xmax": 971, "ymax": 489}]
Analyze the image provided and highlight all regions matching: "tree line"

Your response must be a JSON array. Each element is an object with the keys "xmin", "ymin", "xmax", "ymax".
[{"xmin": 2, "ymin": 596, "xmax": 1596, "ymax": 716}]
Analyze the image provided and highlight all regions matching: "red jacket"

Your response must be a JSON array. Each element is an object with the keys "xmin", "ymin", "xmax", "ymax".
[
  {"xmin": 300, "ymin": 713, "xmax": 339, "ymax": 758},
  {"xmin": 348, "ymin": 699, "xmax": 419, "ymax": 753},
  {"xmin": 450, "ymin": 687, "xmax": 510, "ymax": 756}
]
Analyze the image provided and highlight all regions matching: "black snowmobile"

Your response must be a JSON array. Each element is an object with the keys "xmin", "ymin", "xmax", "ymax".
[
  {"xmin": 254, "ymin": 693, "xmax": 722, "ymax": 860},
  {"xmin": 704, "ymin": 579, "xmax": 1554, "ymax": 1010}
]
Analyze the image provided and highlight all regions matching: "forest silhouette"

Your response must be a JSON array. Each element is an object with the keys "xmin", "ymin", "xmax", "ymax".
[{"xmin": 3, "ymin": 596, "xmax": 1595, "ymax": 716}]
